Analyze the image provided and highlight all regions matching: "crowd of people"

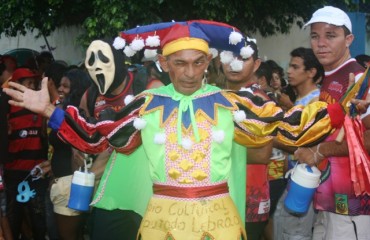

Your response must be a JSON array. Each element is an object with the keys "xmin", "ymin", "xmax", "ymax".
[{"xmin": 0, "ymin": 5, "xmax": 370, "ymax": 240}]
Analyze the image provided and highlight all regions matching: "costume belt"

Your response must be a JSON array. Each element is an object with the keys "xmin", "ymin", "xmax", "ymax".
[{"xmin": 153, "ymin": 182, "xmax": 229, "ymax": 198}]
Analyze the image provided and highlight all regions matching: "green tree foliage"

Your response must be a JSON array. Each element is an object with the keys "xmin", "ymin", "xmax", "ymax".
[
  {"xmin": 0, "ymin": 0, "xmax": 91, "ymax": 37},
  {"xmin": 0, "ymin": 0, "xmax": 344, "ymax": 47}
]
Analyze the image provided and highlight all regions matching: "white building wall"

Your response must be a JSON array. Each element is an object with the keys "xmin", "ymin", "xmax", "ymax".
[
  {"xmin": 253, "ymin": 24, "xmax": 311, "ymax": 72},
  {"xmin": 1, "ymin": 23, "xmax": 368, "ymax": 73},
  {"xmin": 0, "ymin": 25, "xmax": 85, "ymax": 66}
]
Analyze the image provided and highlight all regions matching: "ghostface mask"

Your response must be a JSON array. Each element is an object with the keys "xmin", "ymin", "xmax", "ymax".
[{"xmin": 85, "ymin": 40, "xmax": 126, "ymax": 95}]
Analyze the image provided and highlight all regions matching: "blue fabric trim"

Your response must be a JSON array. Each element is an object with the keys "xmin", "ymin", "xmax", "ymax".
[
  {"xmin": 47, "ymin": 108, "xmax": 65, "ymax": 131},
  {"xmin": 145, "ymin": 92, "xmax": 233, "ymax": 128}
]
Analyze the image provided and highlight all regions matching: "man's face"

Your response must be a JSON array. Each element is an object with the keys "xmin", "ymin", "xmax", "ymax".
[
  {"xmin": 310, "ymin": 23, "xmax": 353, "ymax": 71},
  {"xmin": 222, "ymin": 57, "xmax": 260, "ymax": 88},
  {"xmin": 19, "ymin": 78, "xmax": 37, "ymax": 90},
  {"xmin": 287, "ymin": 56, "xmax": 311, "ymax": 87},
  {"xmin": 85, "ymin": 40, "xmax": 115, "ymax": 95},
  {"xmin": 159, "ymin": 49, "xmax": 211, "ymax": 95}
]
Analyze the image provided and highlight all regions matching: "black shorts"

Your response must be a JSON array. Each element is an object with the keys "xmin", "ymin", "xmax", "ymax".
[
  {"xmin": 245, "ymin": 221, "xmax": 268, "ymax": 240},
  {"xmin": 89, "ymin": 207, "xmax": 142, "ymax": 240}
]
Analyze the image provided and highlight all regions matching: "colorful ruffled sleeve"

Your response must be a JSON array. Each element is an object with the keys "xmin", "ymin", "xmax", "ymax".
[
  {"xmin": 49, "ymin": 94, "xmax": 146, "ymax": 154},
  {"xmin": 227, "ymin": 89, "xmax": 341, "ymax": 148}
]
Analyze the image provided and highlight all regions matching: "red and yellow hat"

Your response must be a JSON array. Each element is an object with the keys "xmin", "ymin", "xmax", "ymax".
[{"xmin": 113, "ymin": 20, "xmax": 255, "ymax": 71}]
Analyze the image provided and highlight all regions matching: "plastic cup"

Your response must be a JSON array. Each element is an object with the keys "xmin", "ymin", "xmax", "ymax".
[{"xmin": 68, "ymin": 171, "xmax": 95, "ymax": 212}]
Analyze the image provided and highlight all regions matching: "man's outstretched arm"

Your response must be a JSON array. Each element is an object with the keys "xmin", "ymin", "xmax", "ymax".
[{"xmin": 4, "ymin": 77, "xmax": 144, "ymax": 155}]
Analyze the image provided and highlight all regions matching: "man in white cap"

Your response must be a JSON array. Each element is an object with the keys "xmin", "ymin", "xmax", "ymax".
[{"xmin": 295, "ymin": 6, "xmax": 370, "ymax": 240}]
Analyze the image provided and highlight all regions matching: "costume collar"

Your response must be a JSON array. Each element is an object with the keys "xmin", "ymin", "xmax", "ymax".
[{"xmin": 142, "ymin": 84, "xmax": 236, "ymax": 143}]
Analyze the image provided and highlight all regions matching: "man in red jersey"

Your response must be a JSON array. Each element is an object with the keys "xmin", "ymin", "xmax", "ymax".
[{"xmin": 295, "ymin": 6, "xmax": 370, "ymax": 240}]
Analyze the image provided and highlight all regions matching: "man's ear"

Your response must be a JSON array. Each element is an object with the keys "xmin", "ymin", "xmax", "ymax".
[
  {"xmin": 308, "ymin": 68, "xmax": 317, "ymax": 79},
  {"xmin": 206, "ymin": 54, "xmax": 213, "ymax": 62},
  {"xmin": 158, "ymin": 55, "xmax": 169, "ymax": 72},
  {"xmin": 345, "ymin": 34, "xmax": 354, "ymax": 48},
  {"xmin": 204, "ymin": 54, "xmax": 213, "ymax": 71},
  {"xmin": 253, "ymin": 58, "xmax": 262, "ymax": 73}
]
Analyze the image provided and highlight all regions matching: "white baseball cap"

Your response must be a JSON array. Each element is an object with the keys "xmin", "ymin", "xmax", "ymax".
[{"xmin": 303, "ymin": 6, "xmax": 352, "ymax": 33}]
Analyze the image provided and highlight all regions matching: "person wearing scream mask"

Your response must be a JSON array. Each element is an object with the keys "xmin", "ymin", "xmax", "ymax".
[
  {"xmin": 295, "ymin": 6, "xmax": 370, "ymax": 240},
  {"xmin": 76, "ymin": 39, "xmax": 156, "ymax": 240},
  {"xmin": 4, "ymin": 20, "xmax": 350, "ymax": 240}
]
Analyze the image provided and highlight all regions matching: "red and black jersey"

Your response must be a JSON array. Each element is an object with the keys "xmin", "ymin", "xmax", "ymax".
[{"xmin": 6, "ymin": 105, "xmax": 47, "ymax": 171}]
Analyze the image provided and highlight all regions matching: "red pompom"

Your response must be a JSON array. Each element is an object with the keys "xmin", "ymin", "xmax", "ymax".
[{"xmin": 327, "ymin": 103, "xmax": 345, "ymax": 128}]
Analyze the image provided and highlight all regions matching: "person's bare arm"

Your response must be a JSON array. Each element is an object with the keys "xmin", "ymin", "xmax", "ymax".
[
  {"xmin": 89, "ymin": 150, "xmax": 111, "ymax": 180},
  {"xmin": 361, "ymin": 115, "xmax": 370, "ymax": 153},
  {"xmin": 4, "ymin": 77, "xmax": 56, "ymax": 118},
  {"xmin": 294, "ymin": 140, "xmax": 348, "ymax": 167},
  {"xmin": 247, "ymin": 140, "xmax": 273, "ymax": 164},
  {"xmin": 296, "ymin": 97, "xmax": 370, "ymax": 167},
  {"xmin": 273, "ymin": 138, "xmax": 296, "ymax": 154}
]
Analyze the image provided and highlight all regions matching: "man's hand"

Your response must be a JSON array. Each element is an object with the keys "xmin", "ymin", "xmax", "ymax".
[
  {"xmin": 345, "ymin": 72, "xmax": 370, "ymax": 114},
  {"xmin": 278, "ymin": 93, "xmax": 294, "ymax": 111},
  {"xmin": 71, "ymin": 148, "xmax": 89, "ymax": 171},
  {"xmin": 294, "ymin": 144, "xmax": 325, "ymax": 167},
  {"xmin": 3, "ymin": 77, "xmax": 55, "ymax": 118},
  {"xmin": 37, "ymin": 161, "xmax": 52, "ymax": 177},
  {"xmin": 351, "ymin": 98, "xmax": 370, "ymax": 114}
]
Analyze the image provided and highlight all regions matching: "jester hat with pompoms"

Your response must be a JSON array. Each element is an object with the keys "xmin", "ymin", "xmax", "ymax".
[{"xmin": 112, "ymin": 20, "xmax": 255, "ymax": 71}]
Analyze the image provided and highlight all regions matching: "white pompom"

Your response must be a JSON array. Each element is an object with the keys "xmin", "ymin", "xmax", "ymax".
[
  {"xmin": 112, "ymin": 36, "xmax": 126, "ymax": 50},
  {"xmin": 247, "ymin": 36, "xmax": 257, "ymax": 44},
  {"xmin": 181, "ymin": 138, "xmax": 193, "ymax": 150},
  {"xmin": 146, "ymin": 35, "xmax": 160, "ymax": 47},
  {"xmin": 220, "ymin": 51, "xmax": 234, "ymax": 64},
  {"xmin": 130, "ymin": 38, "xmax": 145, "ymax": 51},
  {"xmin": 144, "ymin": 49, "xmax": 157, "ymax": 59},
  {"xmin": 230, "ymin": 59, "xmax": 243, "ymax": 72},
  {"xmin": 154, "ymin": 133, "xmax": 166, "ymax": 144},
  {"xmin": 229, "ymin": 31, "xmax": 243, "ymax": 45},
  {"xmin": 233, "ymin": 110, "xmax": 246, "ymax": 123},
  {"xmin": 239, "ymin": 87, "xmax": 248, "ymax": 91},
  {"xmin": 133, "ymin": 117, "xmax": 147, "ymax": 130},
  {"xmin": 124, "ymin": 95, "xmax": 135, "ymax": 105},
  {"xmin": 209, "ymin": 48, "xmax": 218, "ymax": 59},
  {"xmin": 123, "ymin": 46, "xmax": 136, "ymax": 57},
  {"xmin": 240, "ymin": 45, "xmax": 254, "ymax": 59},
  {"xmin": 212, "ymin": 130, "xmax": 225, "ymax": 143},
  {"xmin": 239, "ymin": 87, "xmax": 254, "ymax": 94}
]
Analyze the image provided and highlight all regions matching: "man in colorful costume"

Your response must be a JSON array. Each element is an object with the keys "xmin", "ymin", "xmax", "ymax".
[{"xmin": 4, "ymin": 20, "xmax": 347, "ymax": 240}]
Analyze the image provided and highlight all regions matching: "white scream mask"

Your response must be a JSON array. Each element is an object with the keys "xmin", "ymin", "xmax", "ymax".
[{"xmin": 85, "ymin": 40, "xmax": 115, "ymax": 95}]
